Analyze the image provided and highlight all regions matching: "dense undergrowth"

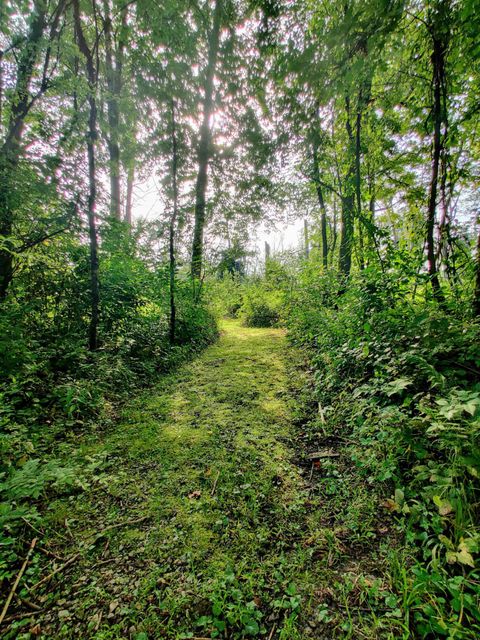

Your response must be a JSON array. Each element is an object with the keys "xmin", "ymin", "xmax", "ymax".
[
  {"xmin": 210, "ymin": 260, "xmax": 288, "ymax": 328},
  {"xmin": 283, "ymin": 262, "xmax": 480, "ymax": 638},
  {"xmin": 0, "ymin": 224, "xmax": 217, "ymax": 584}
]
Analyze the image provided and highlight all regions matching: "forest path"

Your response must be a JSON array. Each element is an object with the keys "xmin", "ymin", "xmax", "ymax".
[{"xmin": 22, "ymin": 321, "xmax": 389, "ymax": 639}]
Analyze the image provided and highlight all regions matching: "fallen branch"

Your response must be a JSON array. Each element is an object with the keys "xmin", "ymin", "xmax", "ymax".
[
  {"xmin": 21, "ymin": 518, "xmax": 44, "ymax": 537},
  {"xmin": 94, "ymin": 515, "xmax": 150, "ymax": 537},
  {"xmin": 22, "ymin": 516, "xmax": 67, "ymax": 541},
  {"xmin": 1, "ymin": 609, "xmax": 44, "ymax": 625},
  {"xmin": 318, "ymin": 402, "xmax": 326, "ymax": 424},
  {"xmin": 210, "ymin": 471, "xmax": 220, "ymax": 497},
  {"xmin": 91, "ymin": 558, "xmax": 116, "ymax": 570},
  {"xmin": 335, "ymin": 602, "xmax": 390, "ymax": 613},
  {"xmin": 268, "ymin": 623, "xmax": 277, "ymax": 640},
  {"xmin": 29, "ymin": 552, "xmax": 80, "ymax": 592},
  {"xmin": 15, "ymin": 594, "xmax": 42, "ymax": 611},
  {"xmin": 36, "ymin": 546, "xmax": 65, "ymax": 561},
  {"xmin": 307, "ymin": 450, "xmax": 340, "ymax": 460},
  {"xmin": 27, "ymin": 516, "xmax": 149, "ymax": 593},
  {"xmin": 0, "ymin": 538, "xmax": 37, "ymax": 626}
]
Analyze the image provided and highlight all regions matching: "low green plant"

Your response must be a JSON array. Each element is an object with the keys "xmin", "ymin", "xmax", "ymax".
[
  {"xmin": 240, "ymin": 284, "xmax": 282, "ymax": 327},
  {"xmin": 284, "ymin": 262, "xmax": 480, "ymax": 638}
]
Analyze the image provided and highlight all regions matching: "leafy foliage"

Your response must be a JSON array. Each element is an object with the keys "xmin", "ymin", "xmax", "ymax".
[{"xmin": 285, "ymin": 261, "xmax": 480, "ymax": 637}]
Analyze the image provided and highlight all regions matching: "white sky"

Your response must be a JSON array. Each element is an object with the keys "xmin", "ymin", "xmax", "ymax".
[{"xmin": 132, "ymin": 175, "xmax": 306, "ymax": 259}]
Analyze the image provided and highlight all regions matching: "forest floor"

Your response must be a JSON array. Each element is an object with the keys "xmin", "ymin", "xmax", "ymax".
[{"xmin": 5, "ymin": 321, "xmax": 403, "ymax": 640}]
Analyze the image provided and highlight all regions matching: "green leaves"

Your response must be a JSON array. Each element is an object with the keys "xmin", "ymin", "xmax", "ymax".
[
  {"xmin": 436, "ymin": 390, "xmax": 480, "ymax": 420},
  {"xmin": 383, "ymin": 378, "xmax": 412, "ymax": 397},
  {"xmin": 445, "ymin": 537, "xmax": 478, "ymax": 568},
  {"xmin": 0, "ymin": 459, "xmax": 79, "ymax": 501}
]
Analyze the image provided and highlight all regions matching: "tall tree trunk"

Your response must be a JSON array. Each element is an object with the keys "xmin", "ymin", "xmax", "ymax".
[
  {"xmin": 169, "ymin": 100, "xmax": 179, "ymax": 344},
  {"xmin": 426, "ymin": 9, "xmax": 448, "ymax": 302},
  {"xmin": 73, "ymin": 0, "xmax": 100, "ymax": 350},
  {"xmin": 339, "ymin": 193, "xmax": 354, "ymax": 277},
  {"xmin": 474, "ymin": 224, "xmax": 480, "ymax": 317},
  {"xmin": 330, "ymin": 196, "xmax": 338, "ymax": 266},
  {"xmin": 355, "ymin": 106, "xmax": 364, "ymax": 270},
  {"xmin": 125, "ymin": 164, "xmax": 134, "ymax": 225},
  {"xmin": 0, "ymin": 0, "xmax": 47, "ymax": 299},
  {"xmin": 304, "ymin": 219, "xmax": 309, "ymax": 259},
  {"xmin": 312, "ymin": 142, "xmax": 328, "ymax": 269},
  {"xmin": 102, "ymin": 0, "xmax": 123, "ymax": 220},
  {"xmin": 339, "ymin": 97, "xmax": 355, "ymax": 277},
  {"xmin": 191, "ymin": 0, "xmax": 222, "ymax": 279}
]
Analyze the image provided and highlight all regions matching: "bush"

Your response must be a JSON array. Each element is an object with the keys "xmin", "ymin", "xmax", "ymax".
[
  {"xmin": 207, "ymin": 276, "xmax": 245, "ymax": 319},
  {"xmin": 240, "ymin": 284, "xmax": 282, "ymax": 328},
  {"xmin": 285, "ymin": 263, "xmax": 480, "ymax": 637}
]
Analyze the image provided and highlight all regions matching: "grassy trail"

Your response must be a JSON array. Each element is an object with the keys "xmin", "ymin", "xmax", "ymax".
[{"xmin": 9, "ymin": 321, "xmax": 395, "ymax": 639}]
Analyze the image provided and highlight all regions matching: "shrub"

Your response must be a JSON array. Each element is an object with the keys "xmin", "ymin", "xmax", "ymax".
[
  {"xmin": 240, "ymin": 284, "xmax": 282, "ymax": 327},
  {"xmin": 285, "ymin": 263, "xmax": 480, "ymax": 637},
  {"xmin": 208, "ymin": 276, "xmax": 245, "ymax": 319}
]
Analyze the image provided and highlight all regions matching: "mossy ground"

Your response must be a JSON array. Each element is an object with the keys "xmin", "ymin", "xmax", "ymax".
[{"xmin": 5, "ymin": 321, "xmax": 402, "ymax": 639}]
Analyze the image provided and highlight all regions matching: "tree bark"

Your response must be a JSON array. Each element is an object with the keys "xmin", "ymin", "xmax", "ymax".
[
  {"xmin": 191, "ymin": 0, "xmax": 222, "ymax": 279},
  {"xmin": 355, "ymin": 106, "xmax": 364, "ymax": 270},
  {"xmin": 312, "ymin": 142, "xmax": 328, "ymax": 268},
  {"xmin": 330, "ymin": 196, "xmax": 338, "ymax": 266},
  {"xmin": 426, "ymin": 12, "xmax": 447, "ymax": 302},
  {"xmin": 474, "ymin": 223, "xmax": 480, "ymax": 317},
  {"xmin": 339, "ymin": 97, "xmax": 355, "ymax": 277},
  {"xmin": 102, "ymin": 0, "xmax": 123, "ymax": 220},
  {"xmin": 339, "ymin": 192, "xmax": 354, "ymax": 277},
  {"xmin": 304, "ymin": 219, "xmax": 309, "ymax": 259},
  {"xmin": 125, "ymin": 164, "xmax": 134, "ymax": 225},
  {"xmin": 73, "ymin": 0, "xmax": 100, "ymax": 350},
  {"xmin": 169, "ymin": 100, "xmax": 179, "ymax": 344}
]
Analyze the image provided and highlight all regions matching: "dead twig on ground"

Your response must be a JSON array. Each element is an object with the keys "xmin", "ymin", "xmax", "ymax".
[
  {"xmin": 1, "ymin": 609, "xmax": 45, "ymax": 625},
  {"xmin": 14, "ymin": 594, "xmax": 42, "ymax": 611},
  {"xmin": 210, "ymin": 471, "xmax": 220, "ymax": 496},
  {"xmin": 307, "ymin": 450, "xmax": 340, "ymax": 460},
  {"xmin": 36, "ymin": 546, "xmax": 65, "ymax": 561},
  {"xmin": 94, "ymin": 515, "xmax": 150, "ymax": 537},
  {"xmin": 29, "ymin": 552, "xmax": 80, "ymax": 592},
  {"xmin": 0, "ymin": 538, "xmax": 37, "ymax": 626}
]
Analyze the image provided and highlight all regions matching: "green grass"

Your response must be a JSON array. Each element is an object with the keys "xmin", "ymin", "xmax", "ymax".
[{"xmin": 6, "ymin": 321, "xmax": 404, "ymax": 639}]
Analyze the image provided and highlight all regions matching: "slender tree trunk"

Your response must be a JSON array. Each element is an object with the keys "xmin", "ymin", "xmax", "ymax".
[
  {"xmin": 426, "ymin": 18, "xmax": 447, "ymax": 302},
  {"xmin": 125, "ymin": 164, "xmax": 134, "ymax": 225},
  {"xmin": 312, "ymin": 143, "xmax": 328, "ymax": 269},
  {"xmin": 339, "ymin": 192, "xmax": 354, "ymax": 277},
  {"xmin": 0, "ymin": 53, "xmax": 3, "ymax": 134},
  {"xmin": 474, "ymin": 224, "xmax": 480, "ymax": 317},
  {"xmin": 304, "ymin": 219, "xmax": 309, "ymax": 259},
  {"xmin": 265, "ymin": 241, "xmax": 271, "ymax": 262},
  {"xmin": 169, "ymin": 100, "xmax": 179, "ymax": 344},
  {"xmin": 74, "ymin": 0, "xmax": 100, "ymax": 350},
  {"xmin": 355, "ymin": 107, "xmax": 364, "ymax": 270},
  {"xmin": 191, "ymin": 0, "xmax": 222, "ymax": 279},
  {"xmin": 102, "ymin": 0, "xmax": 123, "ymax": 220},
  {"xmin": 339, "ymin": 97, "xmax": 355, "ymax": 277},
  {"xmin": 368, "ymin": 167, "xmax": 375, "ymax": 221},
  {"xmin": 0, "ymin": 0, "xmax": 47, "ymax": 299},
  {"xmin": 86, "ymin": 96, "xmax": 100, "ymax": 351},
  {"xmin": 330, "ymin": 196, "xmax": 338, "ymax": 266}
]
